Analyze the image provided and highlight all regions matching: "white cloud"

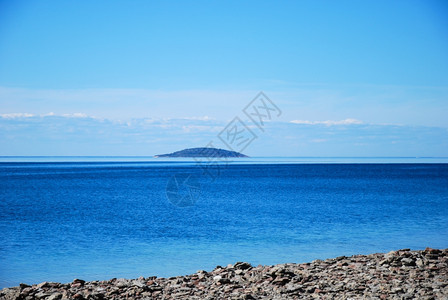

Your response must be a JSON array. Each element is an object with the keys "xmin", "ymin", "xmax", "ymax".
[
  {"xmin": 181, "ymin": 125, "xmax": 222, "ymax": 133},
  {"xmin": 1, "ymin": 115, "xmax": 447, "ymax": 156},
  {"xmin": 180, "ymin": 116, "xmax": 214, "ymax": 121},
  {"xmin": 61, "ymin": 113, "xmax": 89, "ymax": 118},
  {"xmin": 1, "ymin": 112, "xmax": 100, "ymax": 119},
  {"xmin": 0, "ymin": 87, "xmax": 257, "ymax": 121},
  {"xmin": 0, "ymin": 113, "xmax": 35, "ymax": 119},
  {"xmin": 1, "ymin": 85, "xmax": 448, "ymax": 128},
  {"xmin": 290, "ymin": 118, "xmax": 363, "ymax": 126}
]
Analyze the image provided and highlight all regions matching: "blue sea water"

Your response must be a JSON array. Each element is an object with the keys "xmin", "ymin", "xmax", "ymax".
[{"xmin": 0, "ymin": 158, "xmax": 447, "ymax": 288}]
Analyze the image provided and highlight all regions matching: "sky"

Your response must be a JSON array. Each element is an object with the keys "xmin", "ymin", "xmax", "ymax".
[{"xmin": 0, "ymin": 0, "xmax": 447, "ymax": 156}]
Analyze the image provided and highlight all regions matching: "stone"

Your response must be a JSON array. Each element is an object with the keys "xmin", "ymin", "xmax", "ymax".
[
  {"xmin": 416, "ymin": 258, "xmax": 424, "ymax": 267},
  {"xmin": 131, "ymin": 280, "xmax": 145, "ymax": 288},
  {"xmin": 234, "ymin": 262, "xmax": 252, "ymax": 270},
  {"xmin": 21, "ymin": 287, "xmax": 32, "ymax": 296},
  {"xmin": 272, "ymin": 277, "xmax": 290, "ymax": 285},
  {"xmin": 35, "ymin": 291, "xmax": 52, "ymax": 299},
  {"xmin": 401, "ymin": 257, "xmax": 415, "ymax": 266},
  {"xmin": 36, "ymin": 281, "xmax": 50, "ymax": 289},
  {"xmin": 197, "ymin": 270, "xmax": 208, "ymax": 280},
  {"xmin": 0, "ymin": 249, "xmax": 447, "ymax": 299},
  {"xmin": 218, "ymin": 278, "xmax": 231, "ymax": 284},
  {"xmin": 235, "ymin": 269, "xmax": 244, "ymax": 275},
  {"xmin": 115, "ymin": 278, "xmax": 129, "ymax": 288},
  {"xmin": 47, "ymin": 293, "xmax": 62, "ymax": 300},
  {"xmin": 72, "ymin": 293, "xmax": 84, "ymax": 299},
  {"xmin": 425, "ymin": 248, "xmax": 440, "ymax": 254},
  {"xmin": 89, "ymin": 291, "xmax": 105, "ymax": 299}
]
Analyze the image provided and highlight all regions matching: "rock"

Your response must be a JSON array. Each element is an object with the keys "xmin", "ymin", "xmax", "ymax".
[
  {"xmin": 416, "ymin": 258, "xmax": 424, "ymax": 267},
  {"xmin": 19, "ymin": 283, "xmax": 31, "ymax": 289},
  {"xmin": 89, "ymin": 291, "xmax": 105, "ymax": 299},
  {"xmin": 270, "ymin": 266, "xmax": 283, "ymax": 275},
  {"xmin": 272, "ymin": 277, "xmax": 290, "ymax": 285},
  {"xmin": 218, "ymin": 278, "xmax": 231, "ymax": 284},
  {"xmin": 235, "ymin": 269, "xmax": 244, "ymax": 275},
  {"xmin": 385, "ymin": 250, "xmax": 397, "ymax": 259},
  {"xmin": 37, "ymin": 281, "xmax": 50, "ymax": 289},
  {"xmin": 234, "ymin": 262, "xmax": 252, "ymax": 270},
  {"xmin": 131, "ymin": 279, "xmax": 145, "ymax": 288},
  {"xmin": 401, "ymin": 257, "xmax": 415, "ymax": 266},
  {"xmin": 72, "ymin": 279, "xmax": 86, "ymax": 285},
  {"xmin": 115, "ymin": 278, "xmax": 129, "ymax": 288},
  {"xmin": 197, "ymin": 270, "xmax": 208, "ymax": 280},
  {"xmin": 21, "ymin": 287, "xmax": 32, "ymax": 296},
  {"xmin": 425, "ymin": 248, "xmax": 440, "ymax": 254},
  {"xmin": 0, "ymin": 249, "xmax": 447, "ymax": 299},
  {"xmin": 72, "ymin": 293, "xmax": 84, "ymax": 299},
  {"xmin": 35, "ymin": 291, "xmax": 52, "ymax": 299},
  {"xmin": 47, "ymin": 293, "xmax": 62, "ymax": 300}
]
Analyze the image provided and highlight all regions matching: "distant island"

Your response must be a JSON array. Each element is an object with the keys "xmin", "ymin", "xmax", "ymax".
[{"xmin": 154, "ymin": 147, "xmax": 248, "ymax": 158}]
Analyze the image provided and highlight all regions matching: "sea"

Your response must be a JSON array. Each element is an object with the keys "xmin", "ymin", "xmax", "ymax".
[{"xmin": 0, "ymin": 157, "xmax": 447, "ymax": 288}]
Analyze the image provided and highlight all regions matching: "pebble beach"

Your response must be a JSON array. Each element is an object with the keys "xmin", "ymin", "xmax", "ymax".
[{"xmin": 1, "ymin": 248, "xmax": 447, "ymax": 299}]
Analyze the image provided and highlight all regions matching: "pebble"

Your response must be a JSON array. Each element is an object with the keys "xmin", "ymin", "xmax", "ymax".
[{"xmin": 1, "ymin": 248, "xmax": 447, "ymax": 299}]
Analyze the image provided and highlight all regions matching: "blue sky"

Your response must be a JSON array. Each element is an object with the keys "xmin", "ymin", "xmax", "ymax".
[{"xmin": 0, "ymin": 0, "xmax": 447, "ymax": 156}]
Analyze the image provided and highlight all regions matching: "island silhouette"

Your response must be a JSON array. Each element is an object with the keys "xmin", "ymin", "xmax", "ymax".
[{"xmin": 154, "ymin": 147, "xmax": 248, "ymax": 158}]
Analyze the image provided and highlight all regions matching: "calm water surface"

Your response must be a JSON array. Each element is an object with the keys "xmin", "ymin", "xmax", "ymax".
[{"xmin": 0, "ymin": 159, "xmax": 447, "ymax": 288}]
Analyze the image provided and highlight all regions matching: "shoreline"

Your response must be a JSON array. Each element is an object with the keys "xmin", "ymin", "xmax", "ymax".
[{"xmin": 1, "ymin": 248, "xmax": 447, "ymax": 299}]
